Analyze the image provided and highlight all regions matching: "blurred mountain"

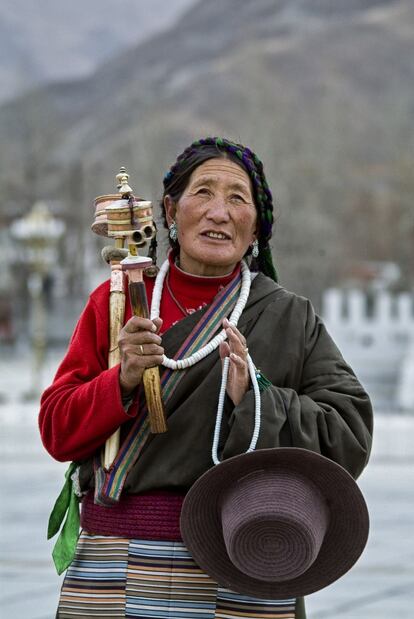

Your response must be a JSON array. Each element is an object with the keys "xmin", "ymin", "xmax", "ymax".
[
  {"xmin": 0, "ymin": 0, "xmax": 196, "ymax": 103},
  {"xmin": 1, "ymin": 0, "xmax": 413, "ymax": 302}
]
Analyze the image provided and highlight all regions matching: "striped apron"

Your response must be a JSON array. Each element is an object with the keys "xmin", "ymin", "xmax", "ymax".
[{"xmin": 57, "ymin": 532, "xmax": 298, "ymax": 618}]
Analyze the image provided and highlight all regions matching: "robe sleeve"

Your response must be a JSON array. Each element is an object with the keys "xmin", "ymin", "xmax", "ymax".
[
  {"xmin": 38, "ymin": 286, "xmax": 138, "ymax": 463},
  {"xmin": 222, "ymin": 300, "xmax": 373, "ymax": 479}
]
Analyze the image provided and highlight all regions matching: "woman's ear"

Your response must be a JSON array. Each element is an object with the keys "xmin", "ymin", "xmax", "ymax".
[{"xmin": 164, "ymin": 195, "xmax": 176, "ymax": 226}]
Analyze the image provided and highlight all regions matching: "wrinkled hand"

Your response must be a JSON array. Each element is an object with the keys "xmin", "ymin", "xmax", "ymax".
[
  {"xmin": 118, "ymin": 316, "xmax": 164, "ymax": 397},
  {"xmin": 219, "ymin": 318, "xmax": 250, "ymax": 406}
]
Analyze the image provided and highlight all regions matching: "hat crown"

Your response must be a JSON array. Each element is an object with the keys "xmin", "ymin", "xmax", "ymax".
[{"xmin": 221, "ymin": 469, "xmax": 330, "ymax": 582}]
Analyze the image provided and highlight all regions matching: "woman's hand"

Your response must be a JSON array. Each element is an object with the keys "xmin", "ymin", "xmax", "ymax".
[
  {"xmin": 118, "ymin": 316, "xmax": 164, "ymax": 397},
  {"xmin": 219, "ymin": 318, "xmax": 250, "ymax": 406}
]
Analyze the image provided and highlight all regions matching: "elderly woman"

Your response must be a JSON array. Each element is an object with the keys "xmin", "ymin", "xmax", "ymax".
[{"xmin": 40, "ymin": 137, "xmax": 373, "ymax": 619}]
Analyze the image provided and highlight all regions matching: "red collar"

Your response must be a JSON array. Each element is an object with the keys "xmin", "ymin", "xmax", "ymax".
[{"xmin": 167, "ymin": 252, "xmax": 240, "ymax": 315}]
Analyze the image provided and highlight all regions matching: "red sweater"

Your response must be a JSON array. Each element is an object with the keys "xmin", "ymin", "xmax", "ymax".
[{"xmin": 39, "ymin": 256, "xmax": 238, "ymax": 462}]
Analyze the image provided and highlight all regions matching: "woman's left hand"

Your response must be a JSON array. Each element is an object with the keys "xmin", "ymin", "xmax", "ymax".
[{"xmin": 219, "ymin": 318, "xmax": 250, "ymax": 406}]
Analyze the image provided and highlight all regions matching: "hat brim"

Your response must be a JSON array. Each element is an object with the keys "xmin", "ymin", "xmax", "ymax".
[{"xmin": 180, "ymin": 448, "xmax": 369, "ymax": 599}]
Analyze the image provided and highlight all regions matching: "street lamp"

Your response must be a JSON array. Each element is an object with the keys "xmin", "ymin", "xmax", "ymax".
[{"xmin": 11, "ymin": 201, "xmax": 65, "ymax": 400}]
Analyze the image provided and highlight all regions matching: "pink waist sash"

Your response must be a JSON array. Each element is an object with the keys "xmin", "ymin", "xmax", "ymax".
[{"xmin": 81, "ymin": 490, "xmax": 185, "ymax": 541}]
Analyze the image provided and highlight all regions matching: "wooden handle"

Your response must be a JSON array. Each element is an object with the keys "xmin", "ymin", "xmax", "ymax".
[
  {"xmin": 129, "ymin": 280, "xmax": 167, "ymax": 434},
  {"xmin": 103, "ymin": 289, "xmax": 124, "ymax": 467},
  {"xmin": 104, "ymin": 255, "xmax": 126, "ymax": 468}
]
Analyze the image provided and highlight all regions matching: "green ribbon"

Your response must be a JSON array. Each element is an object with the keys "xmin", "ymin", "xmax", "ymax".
[
  {"xmin": 256, "ymin": 369, "xmax": 273, "ymax": 392},
  {"xmin": 47, "ymin": 461, "xmax": 81, "ymax": 575}
]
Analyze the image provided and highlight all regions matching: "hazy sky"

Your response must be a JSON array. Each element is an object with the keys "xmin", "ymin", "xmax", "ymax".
[{"xmin": 0, "ymin": 0, "xmax": 197, "ymax": 103}]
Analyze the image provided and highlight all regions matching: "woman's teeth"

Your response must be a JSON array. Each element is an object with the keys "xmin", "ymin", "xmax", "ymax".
[{"xmin": 205, "ymin": 232, "xmax": 227, "ymax": 239}]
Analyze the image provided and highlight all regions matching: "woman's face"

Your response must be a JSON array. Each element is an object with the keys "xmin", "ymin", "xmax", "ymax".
[{"xmin": 164, "ymin": 158, "xmax": 257, "ymax": 276}]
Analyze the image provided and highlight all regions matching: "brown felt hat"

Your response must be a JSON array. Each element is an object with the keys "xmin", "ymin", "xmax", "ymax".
[{"xmin": 180, "ymin": 448, "xmax": 369, "ymax": 598}]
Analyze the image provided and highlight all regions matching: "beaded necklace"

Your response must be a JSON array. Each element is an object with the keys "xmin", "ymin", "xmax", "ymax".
[
  {"xmin": 150, "ymin": 258, "xmax": 261, "ymax": 462},
  {"xmin": 151, "ymin": 259, "xmax": 251, "ymax": 369}
]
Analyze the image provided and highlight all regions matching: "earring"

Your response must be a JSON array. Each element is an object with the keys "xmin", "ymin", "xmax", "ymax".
[
  {"xmin": 252, "ymin": 239, "xmax": 259, "ymax": 258},
  {"xmin": 169, "ymin": 221, "xmax": 178, "ymax": 242}
]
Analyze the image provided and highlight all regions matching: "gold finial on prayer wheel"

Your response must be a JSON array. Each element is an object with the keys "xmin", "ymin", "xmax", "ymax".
[{"xmin": 116, "ymin": 167, "xmax": 133, "ymax": 196}]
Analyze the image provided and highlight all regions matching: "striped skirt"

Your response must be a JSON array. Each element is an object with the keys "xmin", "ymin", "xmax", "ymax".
[{"xmin": 57, "ymin": 532, "xmax": 300, "ymax": 618}]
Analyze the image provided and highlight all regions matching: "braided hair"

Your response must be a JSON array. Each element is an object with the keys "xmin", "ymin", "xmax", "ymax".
[{"xmin": 159, "ymin": 137, "xmax": 278, "ymax": 282}]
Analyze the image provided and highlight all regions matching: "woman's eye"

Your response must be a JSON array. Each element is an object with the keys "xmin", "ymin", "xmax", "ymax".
[
  {"xmin": 230, "ymin": 194, "xmax": 245, "ymax": 203},
  {"xmin": 196, "ymin": 187, "xmax": 210, "ymax": 195}
]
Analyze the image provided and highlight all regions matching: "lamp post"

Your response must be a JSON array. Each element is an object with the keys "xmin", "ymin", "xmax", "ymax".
[{"xmin": 11, "ymin": 201, "xmax": 65, "ymax": 400}]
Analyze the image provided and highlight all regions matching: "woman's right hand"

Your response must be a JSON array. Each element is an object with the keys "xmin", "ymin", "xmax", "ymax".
[{"xmin": 118, "ymin": 316, "xmax": 164, "ymax": 396}]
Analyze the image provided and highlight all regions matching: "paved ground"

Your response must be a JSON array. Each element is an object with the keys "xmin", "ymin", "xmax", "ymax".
[{"xmin": 1, "ymin": 351, "xmax": 413, "ymax": 618}]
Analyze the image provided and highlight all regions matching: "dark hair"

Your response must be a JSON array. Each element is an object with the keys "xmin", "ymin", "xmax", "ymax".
[{"xmin": 157, "ymin": 137, "xmax": 278, "ymax": 281}]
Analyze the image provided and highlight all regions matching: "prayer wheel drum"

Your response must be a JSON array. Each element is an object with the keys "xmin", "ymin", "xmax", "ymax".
[
  {"xmin": 91, "ymin": 194, "xmax": 121, "ymax": 237},
  {"xmin": 92, "ymin": 195, "xmax": 156, "ymax": 245}
]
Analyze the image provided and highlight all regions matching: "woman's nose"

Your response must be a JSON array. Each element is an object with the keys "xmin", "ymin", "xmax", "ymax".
[{"xmin": 206, "ymin": 196, "xmax": 230, "ymax": 221}]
